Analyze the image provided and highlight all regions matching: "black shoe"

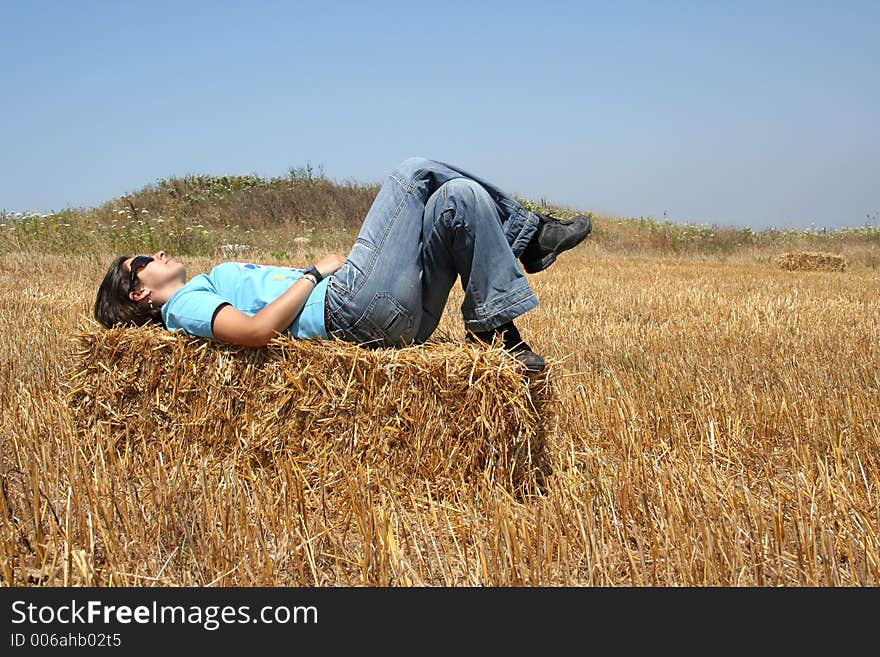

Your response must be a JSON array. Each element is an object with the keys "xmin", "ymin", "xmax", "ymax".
[
  {"xmin": 467, "ymin": 321, "xmax": 546, "ymax": 373},
  {"xmin": 520, "ymin": 212, "xmax": 593, "ymax": 274}
]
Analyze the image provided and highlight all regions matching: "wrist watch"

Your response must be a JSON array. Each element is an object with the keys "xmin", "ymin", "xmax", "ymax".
[{"xmin": 304, "ymin": 265, "xmax": 323, "ymax": 284}]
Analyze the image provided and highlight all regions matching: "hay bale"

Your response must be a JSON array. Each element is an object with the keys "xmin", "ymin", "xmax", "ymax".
[
  {"xmin": 775, "ymin": 251, "xmax": 847, "ymax": 272},
  {"xmin": 64, "ymin": 325, "xmax": 556, "ymax": 494}
]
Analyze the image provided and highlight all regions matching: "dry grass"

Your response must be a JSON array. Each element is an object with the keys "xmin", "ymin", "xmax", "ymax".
[{"xmin": 1, "ymin": 248, "xmax": 878, "ymax": 586}]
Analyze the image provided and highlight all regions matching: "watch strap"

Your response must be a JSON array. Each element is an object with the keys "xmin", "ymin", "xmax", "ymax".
[{"xmin": 304, "ymin": 265, "xmax": 323, "ymax": 284}]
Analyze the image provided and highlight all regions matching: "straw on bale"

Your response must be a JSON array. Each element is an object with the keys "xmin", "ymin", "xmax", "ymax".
[
  {"xmin": 65, "ymin": 325, "xmax": 556, "ymax": 495},
  {"xmin": 775, "ymin": 250, "xmax": 847, "ymax": 272}
]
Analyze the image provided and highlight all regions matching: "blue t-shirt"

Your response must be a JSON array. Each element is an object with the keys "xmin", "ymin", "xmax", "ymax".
[{"xmin": 162, "ymin": 262, "xmax": 329, "ymax": 340}]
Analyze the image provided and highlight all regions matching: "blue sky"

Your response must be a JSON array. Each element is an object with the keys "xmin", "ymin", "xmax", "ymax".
[{"xmin": 2, "ymin": 0, "xmax": 878, "ymax": 230}]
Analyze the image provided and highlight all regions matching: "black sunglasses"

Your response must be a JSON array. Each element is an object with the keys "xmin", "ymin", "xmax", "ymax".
[{"xmin": 128, "ymin": 256, "xmax": 154, "ymax": 293}]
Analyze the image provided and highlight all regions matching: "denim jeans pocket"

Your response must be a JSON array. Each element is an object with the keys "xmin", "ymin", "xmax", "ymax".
[{"xmin": 354, "ymin": 293, "xmax": 414, "ymax": 347}]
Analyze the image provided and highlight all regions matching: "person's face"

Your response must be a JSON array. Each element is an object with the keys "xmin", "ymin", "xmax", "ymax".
[{"xmin": 124, "ymin": 250, "xmax": 186, "ymax": 299}]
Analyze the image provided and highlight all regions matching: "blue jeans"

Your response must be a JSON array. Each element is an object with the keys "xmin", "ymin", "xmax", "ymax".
[{"xmin": 324, "ymin": 157, "xmax": 542, "ymax": 347}]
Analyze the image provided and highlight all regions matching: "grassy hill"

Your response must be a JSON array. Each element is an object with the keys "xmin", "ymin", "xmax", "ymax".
[{"xmin": 3, "ymin": 169, "xmax": 879, "ymax": 268}]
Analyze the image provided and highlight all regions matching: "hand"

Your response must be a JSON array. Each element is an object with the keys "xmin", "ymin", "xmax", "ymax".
[{"xmin": 314, "ymin": 253, "xmax": 346, "ymax": 277}]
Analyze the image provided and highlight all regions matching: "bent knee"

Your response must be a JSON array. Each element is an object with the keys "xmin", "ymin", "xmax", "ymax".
[
  {"xmin": 442, "ymin": 177, "xmax": 491, "ymax": 207},
  {"xmin": 395, "ymin": 156, "xmax": 435, "ymax": 177}
]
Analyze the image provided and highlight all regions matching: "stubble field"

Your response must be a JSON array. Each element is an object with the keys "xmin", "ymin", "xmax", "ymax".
[{"xmin": 1, "ymin": 244, "xmax": 878, "ymax": 586}]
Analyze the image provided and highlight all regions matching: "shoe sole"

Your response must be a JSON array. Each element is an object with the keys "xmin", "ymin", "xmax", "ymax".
[
  {"xmin": 513, "ymin": 351, "xmax": 546, "ymax": 372},
  {"xmin": 523, "ymin": 215, "xmax": 593, "ymax": 274},
  {"xmin": 519, "ymin": 359, "xmax": 546, "ymax": 373},
  {"xmin": 467, "ymin": 334, "xmax": 546, "ymax": 372}
]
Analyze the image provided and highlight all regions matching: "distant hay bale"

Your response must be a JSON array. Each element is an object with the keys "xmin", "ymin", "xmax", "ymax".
[
  {"xmin": 775, "ymin": 251, "xmax": 847, "ymax": 272},
  {"xmin": 64, "ymin": 325, "xmax": 556, "ymax": 494}
]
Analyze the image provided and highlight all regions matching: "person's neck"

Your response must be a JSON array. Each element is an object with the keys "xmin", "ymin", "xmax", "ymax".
[{"xmin": 152, "ymin": 279, "xmax": 186, "ymax": 306}]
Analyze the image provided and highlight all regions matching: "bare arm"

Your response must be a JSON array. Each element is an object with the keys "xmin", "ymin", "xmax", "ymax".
[{"xmin": 212, "ymin": 253, "xmax": 346, "ymax": 347}]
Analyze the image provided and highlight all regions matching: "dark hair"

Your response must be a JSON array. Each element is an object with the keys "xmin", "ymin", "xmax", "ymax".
[{"xmin": 94, "ymin": 255, "xmax": 165, "ymax": 329}]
